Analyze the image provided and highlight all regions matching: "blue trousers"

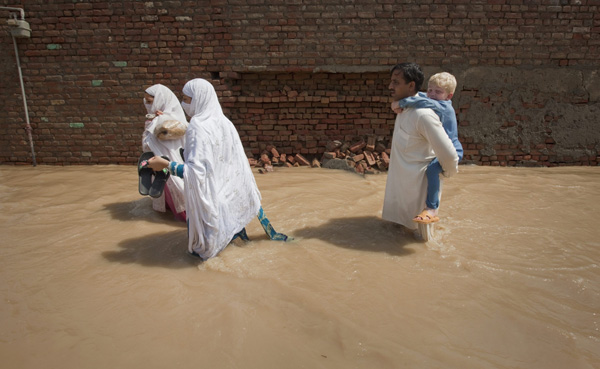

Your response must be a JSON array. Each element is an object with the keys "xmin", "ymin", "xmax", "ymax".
[{"xmin": 425, "ymin": 158, "xmax": 443, "ymax": 210}]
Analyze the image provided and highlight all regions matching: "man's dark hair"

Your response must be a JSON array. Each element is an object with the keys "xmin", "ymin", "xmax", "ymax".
[{"xmin": 391, "ymin": 63, "xmax": 424, "ymax": 92}]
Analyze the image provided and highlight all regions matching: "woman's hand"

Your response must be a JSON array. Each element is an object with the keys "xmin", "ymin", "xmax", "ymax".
[
  {"xmin": 147, "ymin": 156, "xmax": 169, "ymax": 171},
  {"xmin": 155, "ymin": 110, "xmax": 164, "ymax": 116}
]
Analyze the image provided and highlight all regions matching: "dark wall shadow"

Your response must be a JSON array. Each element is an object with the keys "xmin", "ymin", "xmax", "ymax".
[
  {"xmin": 102, "ymin": 230, "xmax": 201, "ymax": 268},
  {"xmin": 103, "ymin": 199, "xmax": 187, "ymax": 228},
  {"xmin": 293, "ymin": 216, "xmax": 417, "ymax": 257}
]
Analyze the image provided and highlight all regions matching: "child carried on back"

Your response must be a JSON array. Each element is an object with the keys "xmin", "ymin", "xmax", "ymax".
[{"xmin": 391, "ymin": 72, "xmax": 463, "ymax": 224}]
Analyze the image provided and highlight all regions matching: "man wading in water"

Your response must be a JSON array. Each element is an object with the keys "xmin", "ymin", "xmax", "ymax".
[{"xmin": 382, "ymin": 63, "xmax": 459, "ymax": 233}]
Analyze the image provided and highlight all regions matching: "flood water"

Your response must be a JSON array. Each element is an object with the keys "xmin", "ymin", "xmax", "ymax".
[{"xmin": 0, "ymin": 164, "xmax": 598, "ymax": 369}]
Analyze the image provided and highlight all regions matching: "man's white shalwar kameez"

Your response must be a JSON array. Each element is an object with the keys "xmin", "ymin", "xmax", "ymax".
[{"xmin": 382, "ymin": 104, "xmax": 458, "ymax": 230}]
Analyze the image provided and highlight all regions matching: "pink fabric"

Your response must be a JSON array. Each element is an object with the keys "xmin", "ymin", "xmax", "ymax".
[{"xmin": 164, "ymin": 184, "xmax": 187, "ymax": 222}]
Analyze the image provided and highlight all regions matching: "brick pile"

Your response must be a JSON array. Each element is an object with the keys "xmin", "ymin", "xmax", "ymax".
[
  {"xmin": 249, "ymin": 145, "xmax": 313, "ymax": 174},
  {"xmin": 250, "ymin": 135, "xmax": 391, "ymax": 175}
]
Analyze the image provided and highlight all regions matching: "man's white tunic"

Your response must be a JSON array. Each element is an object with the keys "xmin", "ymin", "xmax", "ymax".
[{"xmin": 382, "ymin": 104, "xmax": 458, "ymax": 230}]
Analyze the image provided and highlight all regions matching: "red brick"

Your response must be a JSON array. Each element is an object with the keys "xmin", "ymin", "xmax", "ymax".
[
  {"xmin": 364, "ymin": 151, "xmax": 376, "ymax": 166},
  {"xmin": 295, "ymin": 153, "xmax": 310, "ymax": 166},
  {"xmin": 349, "ymin": 140, "xmax": 366, "ymax": 153},
  {"xmin": 352, "ymin": 154, "xmax": 365, "ymax": 162}
]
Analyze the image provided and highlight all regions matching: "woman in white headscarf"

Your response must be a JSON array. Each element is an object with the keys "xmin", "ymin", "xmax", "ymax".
[
  {"xmin": 147, "ymin": 78, "xmax": 290, "ymax": 260},
  {"xmin": 142, "ymin": 84, "xmax": 188, "ymax": 221}
]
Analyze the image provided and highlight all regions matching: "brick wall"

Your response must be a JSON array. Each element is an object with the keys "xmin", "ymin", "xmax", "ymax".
[
  {"xmin": 223, "ymin": 71, "xmax": 393, "ymax": 157},
  {"xmin": 0, "ymin": 0, "xmax": 598, "ymax": 166}
]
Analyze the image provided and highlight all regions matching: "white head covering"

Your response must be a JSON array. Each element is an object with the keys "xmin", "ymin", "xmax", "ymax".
[
  {"xmin": 142, "ymin": 84, "xmax": 189, "ymax": 214},
  {"xmin": 144, "ymin": 84, "xmax": 188, "ymax": 126},
  {"xmin": 182, "ymin": 78, "xmax": 261, "ymax": 259}
]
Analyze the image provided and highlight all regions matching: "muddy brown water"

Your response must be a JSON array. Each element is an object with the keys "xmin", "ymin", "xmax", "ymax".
[{"xmin": 0, "ymin": 165, "xmax": 598, "ymax": 369}]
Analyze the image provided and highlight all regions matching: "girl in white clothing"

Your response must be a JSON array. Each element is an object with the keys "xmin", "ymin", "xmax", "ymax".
[{"xmin": 142, "ymin": 84, "xmax": 188, "ymax": 221}]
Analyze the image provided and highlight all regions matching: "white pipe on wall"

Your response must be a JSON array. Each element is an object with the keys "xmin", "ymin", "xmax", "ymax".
[
  {"xmin": 11, "ymin": 32, "xmax": 36, "ymax": 166},
  {"xmin": 2, "ymin": 6, "xmax": 36, "ymax": 166},
  {"xmin": 0, "ymin": 6, "xmax": 24, "ymax": 19}
]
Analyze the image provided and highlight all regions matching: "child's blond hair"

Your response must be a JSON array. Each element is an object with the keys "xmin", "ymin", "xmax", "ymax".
[{"xmin": 428, "ymin": 72, "xmax": 457, "ymax": 95}]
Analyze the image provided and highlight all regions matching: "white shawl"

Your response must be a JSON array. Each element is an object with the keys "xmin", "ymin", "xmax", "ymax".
[
  {"xmin": 144, "ymin": 84, "xmax": 188, "ymax": 126},
  {"xmin": 182, "ymin": 79, "xmax": 261, "ymax": 259},
  {"xmin": 142, "ymin": 84, "xmax": 189, "ymax": 213}
]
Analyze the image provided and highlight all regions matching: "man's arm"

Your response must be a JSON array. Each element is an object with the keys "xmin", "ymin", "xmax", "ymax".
[{"xmin": 417, "ymin": 111, "xmax": 459, "ymax": 177}]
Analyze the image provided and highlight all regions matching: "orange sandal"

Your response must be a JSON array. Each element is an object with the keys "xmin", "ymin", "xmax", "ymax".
[{"xmin": 413, "ymin": 209, "xmax": 439, "ymax": 224}]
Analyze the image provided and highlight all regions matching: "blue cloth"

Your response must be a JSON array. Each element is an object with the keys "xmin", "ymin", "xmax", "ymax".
[
  {"xmin": 232, "ymin": 228, "xmax": 250, "ymax": 241},
  {"xmin": 230, "ymin": 207, "xmax": 292, "ymax": 244},
  {"xmin": 168, "ymin": 161, "xmax": 185, "ymax": 178},
  {"xmin": 171, "ymin": 159, "xmax": 291, "ymax": 243},
  {"xmin": 233, "ymin": 207, "xmax": 292, "ymax": 242},
  {"xmin": 398, "ymin": 92, "xmax": 463, "ymax": 210},
  {"xmin": 398, "ymin": 92, "xmax": 463, "ymax": 160},
  {"xmin": 425, "ymin": 158, "xmax": 442, "ymax": 209},
  {"xmin": 257, "ymin": 207, "xmax": 292, "ymax": 241},
  {"xmin": 173, "ymin": 141, "xmax": 291, "ymax": 252},
  {"xmin": 188, "ymin": 207, "xmax": 291, "ymax": 260}
]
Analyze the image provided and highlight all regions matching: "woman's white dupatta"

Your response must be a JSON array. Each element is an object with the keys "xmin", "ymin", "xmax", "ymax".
[
  {"xmin": 143, "ymin": 84, "xmax": 189, "ymax": 213},
  {"xmin": 182, "ymin": 79, "xmax": 261, "ymax": 259},
  {"xmin": 144, "ymin": 84, "xmax": 188, "ymax": 126}
]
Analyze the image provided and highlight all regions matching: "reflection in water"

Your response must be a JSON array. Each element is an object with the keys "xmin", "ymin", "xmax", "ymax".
[{"xmin": 0, "ymin": 165, "xmax": 598, "ymax": 369}]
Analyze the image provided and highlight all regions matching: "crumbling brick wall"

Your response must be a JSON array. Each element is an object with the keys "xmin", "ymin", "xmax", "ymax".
[{"xmin": 0, "ymin": 0, "xmax": 598, "ymax": 166}]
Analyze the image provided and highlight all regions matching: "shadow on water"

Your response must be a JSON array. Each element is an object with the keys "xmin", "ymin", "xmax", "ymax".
[
  {"xmin": 102, "ymin": 211, "xmax": 414, "ymax": 267},
  {"xmin": 293, "ymin": 216, "xmax": 416, "ymax": 257},
  {"xmin": 102, "ymin": 230, "xmax": 200, "ymax": 269},
  {"xmin": 103, "ymin": 199, "xmax": 187, "ymax": 228}
]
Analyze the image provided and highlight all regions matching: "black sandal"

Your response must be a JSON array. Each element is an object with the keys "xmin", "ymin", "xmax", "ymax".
[
  {"xmin": 148, "ymin": 156, "xmax": 171, "ymax": 198},
  {"xmin": 138, "ymin": 151, "xmax": 155, "ymax": 196}
]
